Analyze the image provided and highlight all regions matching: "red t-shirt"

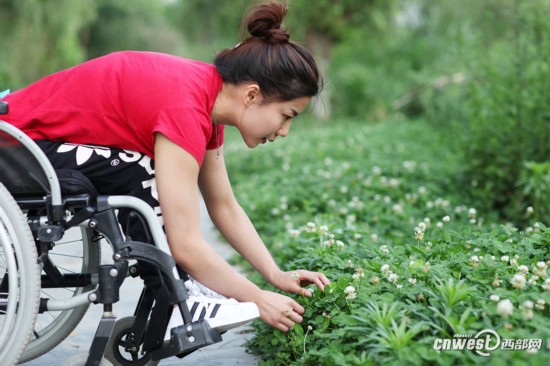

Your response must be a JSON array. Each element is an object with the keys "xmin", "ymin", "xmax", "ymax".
[{"xmin": 2, "ymin": 51, "xmax": 224, "ymax": 165}]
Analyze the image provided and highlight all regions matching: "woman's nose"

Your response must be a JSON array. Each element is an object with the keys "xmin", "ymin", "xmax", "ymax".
[{"xmin": 277, "ymin": 122, "xmax": 291, "ymax": 137}]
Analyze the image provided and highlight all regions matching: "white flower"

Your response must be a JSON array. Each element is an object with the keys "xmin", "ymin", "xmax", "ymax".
[
  {"xmin": 489, "ymin": 294, "xmax": 500, "ymax": 302},
  {"xmin": 511, "ymin": 274, "xmax": 527, "ymax": 289},
  {"xmin": 379, "ymin": 245, "xmax": 389, "ymax": 254},
  {"xmin": 319, "ymin": 225, "xmax": 329, "ymax": 235},
  {"xmin": 535, "ymin": 299, "xmax": 546, "ymax": 310},
  {"xmin": 535, "ymin": 261, "xmax": 547, "ymax": 277},
  {"xmin": 387, "ymin": 273, "xmax": 398, "ymax": 284},
  {"xmin": 336, "ymin": 240, "xmax": 345, "ymax": 249},
  {"xmin": 381, "ymin": 264, "xmax": 390, "ymax": 274},
  {"xmin": 414, "ymin": 228, "xmax": 424, "ymax": 240},
  {"xmin": 422, "ymin": 262, "xmax": 431, "ymax": 273},
  {"xmin": 518, "ymin": 265, "xmax": 529, "ymax": 274},
  {"xmin": 408, "ymin": 278, "xmax": 417, "ymax": 285},
  {"xmin": 344, "ymin": 286, "xmax": 356, "ymax": 300},
  {"xmin": 436, "ymin": 222, "xmax": 443, "ymax": 228},
  {"xmin": 442, "ymin": 215, "xmax": 451, "ymax": 223},
  {"xmin": 543, "ymin": 278, "xmax": 550, "ymax": 292},
  {"xmin": 418, "ymin": 222, "xmax": 427, "ymax": 231},
  {"xmin": 526, "ymin": 206, "xmax": 534, "ymax": 215},
  {"xmin": 370, "ymin": 234, "xmax": 378, "ymax": 242},
  {"xmin": 288, "ymin": 229, "xmax": 300, "ymax": 238},
  {"xmin": 528, "ymin": 275, "xmax": 539, "ymax": 285},
  {"xmin": 425, "ymin": 242, "xmax": 433, "ymax": 252},
  {"xmin": 501, "ymin": 255, "xmax": 510, "ymax": 262},
  {"xmin": 306, "ymin": 222, "xmax": 316, "ymax": 233},
  {"xmin": 392, "ymin": 204, "xmax": 403, "ymax": 214},
  {"xmin": 522, "ymin": 301, "xmax": 534, "ymax": 320},
  {"xmin": 496, "ymin": 299, "xmax": 514, "ymax": 318},
  {"xmin": 468, "ymin": 208, "xmax": 477, "ymax": 218}
]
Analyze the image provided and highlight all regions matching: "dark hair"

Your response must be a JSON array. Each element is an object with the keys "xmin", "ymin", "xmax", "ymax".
[{"xmin": 214, "ymin": 1, "xmax": 322, "ymax": 102}]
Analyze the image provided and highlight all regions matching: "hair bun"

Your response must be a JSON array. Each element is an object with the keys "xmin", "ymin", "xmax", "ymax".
[{"xmin": 245, "ymin": 1, "xmax": 290, "ymax": 43}]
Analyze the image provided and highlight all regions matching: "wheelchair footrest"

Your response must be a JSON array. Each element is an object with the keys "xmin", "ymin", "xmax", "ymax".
[{"xmin": 150, "ymin": 319, "xmax": 223, "ymax": 361}]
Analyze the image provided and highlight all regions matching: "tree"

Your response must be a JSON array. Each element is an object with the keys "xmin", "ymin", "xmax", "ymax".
[
  {"xmin": 0, "ymin": 0, "xmax": 96, "ymax": 88},
  {"xmin": 85, "ymin": 0, "xmax": 182, "ymax": 59}
]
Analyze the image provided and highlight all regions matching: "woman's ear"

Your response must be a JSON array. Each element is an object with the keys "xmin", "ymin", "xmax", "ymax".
[{"xmin": 244, "ymin": 83, "xmax": 262, "ymax": 107}]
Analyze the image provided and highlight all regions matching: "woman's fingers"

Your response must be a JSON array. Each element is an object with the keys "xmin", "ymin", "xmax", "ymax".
[
  {"xmin": 257, "ymin": 290, "xmax": 306, "ymax": 332},
  {"xmin": 275, "ymin": 305, "xmax": 303, "ymax": 332},
  {"xmin": 288, "ymin": 270, "xmax": 331, "ymax": 295}
]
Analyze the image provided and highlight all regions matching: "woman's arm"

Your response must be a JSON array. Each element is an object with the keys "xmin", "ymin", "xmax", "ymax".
[
  {"xmin": 154, "ymin": 133, "xmax": 305, "ymax": 331},
  {"xmin": 198, "ymin": 146, "xmax": 329, "ymax": 296}
]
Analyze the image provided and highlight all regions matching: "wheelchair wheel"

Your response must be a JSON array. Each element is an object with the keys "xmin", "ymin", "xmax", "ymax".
[
  {"xmin": 20, "ymin": 226, "xmax": 100, "ymax": 362},
  {"xmin": 0, "ymin": 183, "xmax": 41, "ymax": 365},
  {"xmin": 104, "ymin": 316, "xmax": 159, "ymax": 366}
]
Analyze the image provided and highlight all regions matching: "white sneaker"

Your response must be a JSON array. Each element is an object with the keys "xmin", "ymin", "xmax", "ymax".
[{"xmin": 164, "ymin": 295, "xmax": 260, "ymax": 340}]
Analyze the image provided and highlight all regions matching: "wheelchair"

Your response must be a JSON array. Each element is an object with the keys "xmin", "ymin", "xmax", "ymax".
[{"xmin": 0, "ymin": 101, "xmax": 223, "ymax": 366}]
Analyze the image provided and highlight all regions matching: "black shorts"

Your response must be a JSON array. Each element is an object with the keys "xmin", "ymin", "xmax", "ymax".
[{"xmin": 36, "ymin": 140, "xmax": 162, "ymax": 243}]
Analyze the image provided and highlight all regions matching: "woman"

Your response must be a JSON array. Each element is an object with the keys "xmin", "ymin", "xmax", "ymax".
[{"xmin": 1, "ymin": 1, "xmax": 329, "ymax": 333}]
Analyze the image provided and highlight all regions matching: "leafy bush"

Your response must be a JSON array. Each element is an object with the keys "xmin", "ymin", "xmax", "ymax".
[
  {"xmin": 515, "ymin": 162, "xmax": 550, "ymax": 225},
  {"xmin": 425, "ymin": 0, "xmax": 550, "ymax": 224},
  {"xmin": 224, "ymin": 118, "xmax": 550, "ymax": 365}
]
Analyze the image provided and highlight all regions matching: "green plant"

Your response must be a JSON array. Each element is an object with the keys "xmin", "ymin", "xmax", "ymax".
[
  {"xmin": 223, "ymin": 118, "xmax": 550, "ymax": 365},
  {"xmin": 514, "ymin": 161, "xmax": 550, "ymax": 224}
]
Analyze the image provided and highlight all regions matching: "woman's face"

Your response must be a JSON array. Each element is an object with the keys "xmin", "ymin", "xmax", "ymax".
[{"xmin": 237, "ymin": 95, "xmax": 311, "ymax": 148}]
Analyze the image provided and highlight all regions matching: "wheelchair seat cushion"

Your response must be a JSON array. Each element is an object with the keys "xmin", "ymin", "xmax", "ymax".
[{"xmin": 56, "ymin": 169, "xmax": 98, "ymax": 197}]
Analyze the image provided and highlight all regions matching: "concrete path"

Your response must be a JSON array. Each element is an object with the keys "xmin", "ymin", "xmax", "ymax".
[{"xmin": 20, "ymin": 200, "xmax": 261, "ymax": 365}]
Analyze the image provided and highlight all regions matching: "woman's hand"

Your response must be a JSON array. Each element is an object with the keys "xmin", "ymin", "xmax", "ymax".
[
  {"xmin": 271, "ymin": 269, "xmax": 330, "ymax": 297},
  {"xmin": 253, "ymin": 289, "xmax": 305, "ymax": 332}
]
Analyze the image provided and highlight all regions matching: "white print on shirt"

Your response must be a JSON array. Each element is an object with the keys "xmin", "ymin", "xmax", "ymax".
[
  {"xmin": 142, "ymin": 177, "xmax": 158, "ymax": 201},
  {"xmin": 137, "ymin": 155, "xmax": 154, "ymax": 175},
  {"xmin": 57, "ymin": 143, "xmax": 111, "ymax": 166},
  {"xmin": 119, "ymin": 150, "xmax": 142, "ymax": 163}
]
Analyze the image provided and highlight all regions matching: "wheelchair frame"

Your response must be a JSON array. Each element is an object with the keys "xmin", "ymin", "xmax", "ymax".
[{"xmin": 0, "ymin": 101, "xmax": 222, "ymax": 365}]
